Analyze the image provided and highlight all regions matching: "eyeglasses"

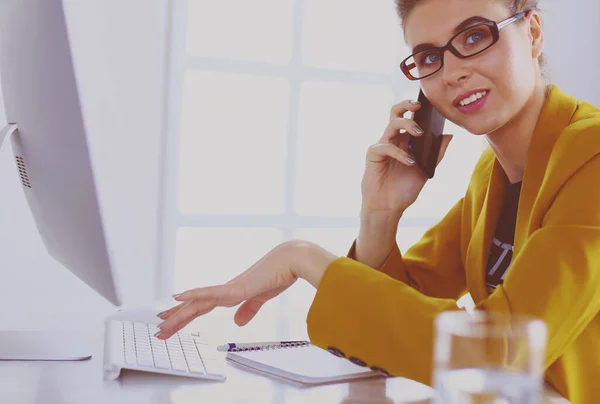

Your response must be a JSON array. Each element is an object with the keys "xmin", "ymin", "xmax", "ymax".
[{"xmin": 400, "ymin": 11, "xmax": 529, "ymax": 80}]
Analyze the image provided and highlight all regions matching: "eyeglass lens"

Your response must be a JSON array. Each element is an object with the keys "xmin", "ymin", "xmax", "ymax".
[{"xmin": 405, "ymin": 24, "xmax": 495, "ymax": 79}]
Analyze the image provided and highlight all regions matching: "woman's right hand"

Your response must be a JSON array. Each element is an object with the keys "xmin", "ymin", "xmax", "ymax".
[{"xmin": 360, "ymin": 99, "xmax": 454, "ymax": 218}]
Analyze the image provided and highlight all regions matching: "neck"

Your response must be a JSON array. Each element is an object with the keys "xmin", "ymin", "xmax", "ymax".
[{"xmin": 485, "ymin": 81, "xmax": 549, "ymax": 184}]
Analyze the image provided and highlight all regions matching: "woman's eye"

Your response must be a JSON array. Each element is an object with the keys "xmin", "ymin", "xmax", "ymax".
[
  {"xmin": 466, "ymin": 32, "xmax": 484, "ymax": 44},
  {"xmin": 422, "ymin": 52, "xmax": 440, "ymax": 65}
]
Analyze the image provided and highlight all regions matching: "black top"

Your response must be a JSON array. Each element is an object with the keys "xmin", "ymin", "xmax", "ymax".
[{"xmin": 486, "ymin": 180, "xmax": 522, "ymax": 291}]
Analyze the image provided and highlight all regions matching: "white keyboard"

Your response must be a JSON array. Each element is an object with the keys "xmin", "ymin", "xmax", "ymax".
[{"xmin": 103, "ymin": 319, "xmax": 226, "ymax": 381}]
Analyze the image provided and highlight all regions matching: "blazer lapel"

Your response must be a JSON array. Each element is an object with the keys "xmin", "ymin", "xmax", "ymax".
[
  {"xmin": 467, "ymin": 157, "xmax": 506, "ymax": 304},
  {"xmin": 514, "ymin": 85, "xmax": 578, "ymax": 254}
]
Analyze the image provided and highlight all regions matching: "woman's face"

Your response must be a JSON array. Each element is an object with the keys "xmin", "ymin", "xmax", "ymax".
[{"xmin": 403, "ymin": 0, "xmax": 543, "ymax": 135}]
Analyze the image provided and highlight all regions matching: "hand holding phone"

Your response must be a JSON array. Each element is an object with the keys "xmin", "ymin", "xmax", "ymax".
[
  {"xmin": 407, "ymin": 90, "xmax": 447, "ymax": 179},
  {"xmin": 359, "ymin": 96, "xmax": 453, "ymax": 218}
]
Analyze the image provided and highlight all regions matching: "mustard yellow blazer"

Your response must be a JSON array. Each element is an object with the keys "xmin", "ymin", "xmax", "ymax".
[{"xmin": 307, "ymin": 84, "xmax": 600, "ymax": 403}]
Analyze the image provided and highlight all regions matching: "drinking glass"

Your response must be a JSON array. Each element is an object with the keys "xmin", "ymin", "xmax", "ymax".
[{"xmin": 433, "ymin": 311, "xmax": 547, "ymax": 404}]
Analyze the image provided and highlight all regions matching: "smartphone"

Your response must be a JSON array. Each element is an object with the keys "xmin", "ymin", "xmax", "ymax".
[{"xmin": 407, "ymin": 89, "xmax": 446, "ymax": 179}]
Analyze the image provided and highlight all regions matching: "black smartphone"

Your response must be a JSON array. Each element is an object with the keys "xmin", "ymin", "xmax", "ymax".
[{"xmin": 407, "ymin": 89, "xmax": 446, "ymax": 179}]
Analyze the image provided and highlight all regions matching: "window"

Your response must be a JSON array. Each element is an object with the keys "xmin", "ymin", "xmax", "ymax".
[{"xmin": 160, "ymin": 0, "xmax": 483, "ymax": 336}]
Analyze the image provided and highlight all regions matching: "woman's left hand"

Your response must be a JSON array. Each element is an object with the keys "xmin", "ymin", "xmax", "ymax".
[{"xmin": 155, "ymin": 240, "xmax": 337, "ymax": 340}]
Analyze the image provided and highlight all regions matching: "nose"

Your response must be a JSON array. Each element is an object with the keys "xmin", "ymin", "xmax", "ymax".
[{"xmin": 441, "ymin": 50, "xmax": 471, "ymax": 86}]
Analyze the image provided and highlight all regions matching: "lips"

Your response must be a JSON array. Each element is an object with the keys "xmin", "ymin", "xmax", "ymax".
[
  {"xmin": 456, "ymin": 90, "xmax": 490, "ymax": 114},
  {"xmin": 453, "ymin": 88, "xmax": 490, "ymax": 106}
]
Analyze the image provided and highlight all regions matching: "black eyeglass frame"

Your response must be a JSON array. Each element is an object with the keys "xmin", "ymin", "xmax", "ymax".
[{"xmin": 400, "ymin": 11, "xmax": 530, "ymax": 81}]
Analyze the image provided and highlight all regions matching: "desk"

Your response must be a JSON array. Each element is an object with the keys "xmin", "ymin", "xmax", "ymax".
[{"xmin": 0, "ymin": 313, "xmax": 569, "ymax": 404}]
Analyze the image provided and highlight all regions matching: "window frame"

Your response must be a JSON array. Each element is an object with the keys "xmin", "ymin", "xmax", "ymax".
[{"xmin": 156, "ymin": 0, "xmax": 486, "ymax": 300}]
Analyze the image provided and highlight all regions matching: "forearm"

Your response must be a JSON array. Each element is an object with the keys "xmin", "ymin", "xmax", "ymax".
[
  {"xmin": 290, "ymin": 240, "xmax": 338, "ymax": 289},
  {"xmin": 307, "ymin": 256, "xmax": 458, "ymax": 385},
  {"xmin": 355, "ymin": 210, "xmax": 401, "ymax": 269}
]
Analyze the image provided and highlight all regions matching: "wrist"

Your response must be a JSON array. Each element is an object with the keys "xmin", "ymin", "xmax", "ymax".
[
  {"xmin": 356, "ymin": 211, "xmax": 400, "ymax": 268},
  {"xmin": 289, "ymin": 240, "xmax": 337, "ymax": 288},
  {"xmin": 359, "ymin": 208, "xmax": 403, "ymax": 225},
  {"xmin": 358, "ymin": 210, "xmax": 400, "ymax": 241}
]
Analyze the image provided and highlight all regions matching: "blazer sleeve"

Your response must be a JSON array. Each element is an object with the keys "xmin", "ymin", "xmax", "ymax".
[
  {"xmin": 347, "ymin": 198, "xmax": 467, "ymax": 300},
  {"xmin": 307, "ymin": 155, "xmax": 600, "ymax": 387}
]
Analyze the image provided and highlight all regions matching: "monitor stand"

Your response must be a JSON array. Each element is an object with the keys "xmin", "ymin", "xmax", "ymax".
[
  {"xmin": 0, "ymin": 331, "xmax": 92, "ymax": 361},
  {"xmin": 0, "ymin": 122, "xmax": 17, "ymax": 149},
  {"xmin": 0, "ymin": 123, "xmax": 92, "ymax": 361}
]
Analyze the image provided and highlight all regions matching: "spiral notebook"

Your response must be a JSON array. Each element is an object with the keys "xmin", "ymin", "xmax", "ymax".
[{"xmin": 225, "ymin": 341, "xmax": 381, "ymax": 385}]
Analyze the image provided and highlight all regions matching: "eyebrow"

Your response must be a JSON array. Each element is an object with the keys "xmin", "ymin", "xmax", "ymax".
[{"xmin": 411, "ymin": 16, "xmax": 490, "ymax": 54}]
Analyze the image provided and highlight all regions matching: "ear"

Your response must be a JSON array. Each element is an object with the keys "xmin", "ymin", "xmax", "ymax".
[{"xmin": 527, "ymin": 10, "xmax": 544, "ymax": 59}]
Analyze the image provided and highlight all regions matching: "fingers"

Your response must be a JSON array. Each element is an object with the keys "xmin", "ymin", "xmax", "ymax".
[
  {"xmin": 233, "ymin": 299, "xmax": 265, "ymax": 327},
  {"xmin": 381, "ymin": 99, "xmax": 423, "ymax": 145},
  {"xmin": 389, "ymin": 99, "xmax": 422, "ymax": 121},
  {"xmin": 157, "ymin": 299, "xmax": 215, "ymax": 340},
  {"xmin": 157, "ymin": 301, "xmax": 185, "ymax": 320},
  {"xmin": 367, "ymin": 143, "xmax": 416, "ymax": 167},
  {"xmin": 366, "ymin": 99, "xmax": 425, "ymax": 169},
  {"xmin": 436, "ymin": 134, "xmax": 454, "ymax": 166},
  {"xmin": 174, "ymin": 284, "xmax": 243, "ymax": 307},
  {"xmin": 156, "ymin": 284, "xmax": 244, "ymax": 339},
  {"xmin": 381, "ymin": 117, "xmax": 424, "ymax": 144},
  {"xmin": 232, "ymin": 286, "xmax": 288, "ymax": 327}
]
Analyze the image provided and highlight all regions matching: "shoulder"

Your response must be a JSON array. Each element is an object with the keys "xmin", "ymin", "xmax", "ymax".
[
  {"xmin": 547, "ymin": 99, "xmax": 600, "ymax": 187},
  {"xmin": 540, "ymin": 99, "xmax": 600, "ymax": 226},
  {"xmin": 558, "ymin": 98, "xmax": 600, "ymax": 145}
]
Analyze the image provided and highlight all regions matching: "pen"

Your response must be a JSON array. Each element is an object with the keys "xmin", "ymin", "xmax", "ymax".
[{"xmin": 217, "ymin": 340, "xmax": 310, "ymax": 352}]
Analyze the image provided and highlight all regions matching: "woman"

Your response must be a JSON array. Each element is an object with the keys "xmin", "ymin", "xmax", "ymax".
[{"xmin": 157, "ymin": 0, "xmax": 600, "ymax": 401}]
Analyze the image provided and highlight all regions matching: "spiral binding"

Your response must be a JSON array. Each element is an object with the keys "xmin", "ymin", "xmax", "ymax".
[{"xmin": 230, "ymin": 341, "xmax": 310, "ymax": 352}]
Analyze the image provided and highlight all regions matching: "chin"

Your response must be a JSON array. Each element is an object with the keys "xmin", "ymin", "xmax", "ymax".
[
  {"xmin": 457, "ymin": 115, "xmax": 504, "ymax": 136},
  {"xmin": 467, "ymin": 126, "xmax": 491, "ymax": 136},
  {"xmin": 449, "ymin": 120, "xmax": 488, "ymax": 136}
]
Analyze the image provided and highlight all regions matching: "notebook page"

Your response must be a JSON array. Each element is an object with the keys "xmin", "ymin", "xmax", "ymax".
[{"xmin": 226, "ymin": 345, "xmax": 377, "ymax": 384}]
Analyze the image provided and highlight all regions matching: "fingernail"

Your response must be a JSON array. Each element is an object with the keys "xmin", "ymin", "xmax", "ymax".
[
  {"xmin": 413, "ymin": 125, "xmax": 423, "ymax": 134},
  {"xmin": 409, "ymin": 100, "xmax": 420, "ymax": 105},
  {"xmin": 157, "ymin": 310, "xmax": 168, "ymax": 318},
  {"xmin": 158, "ymin": 321, "xmax": 166, "ymax": 327},
  {"xmin": 405, "ymin": 155, "xmax": 415, "ymax": 164},
  {"xmin": 172, "ymin": 293, "xmax": 182, "ymax": 299},
  {"xmin": 154, "ymin": 331, "xmax": 161, "ymax": 338}
]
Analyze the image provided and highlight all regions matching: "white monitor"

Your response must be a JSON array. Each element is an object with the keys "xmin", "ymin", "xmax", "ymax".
[{"xmin": 0, "ymin": 0, "xmax": 122, "ymax": 359}]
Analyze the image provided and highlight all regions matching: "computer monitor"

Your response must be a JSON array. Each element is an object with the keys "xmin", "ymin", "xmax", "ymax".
[{"xmin": 0, "ymin": 0, "xmax": 122, "ymax": 359}]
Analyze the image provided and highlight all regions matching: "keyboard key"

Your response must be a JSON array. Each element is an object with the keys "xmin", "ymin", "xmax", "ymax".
[
  {"xmin": 152, "ymin": 348, "xmax": 167, "ymax": 355},
  {"xmin": 137, "ymin": 357, "xmax": 154, "ymax": 367},
  {"xmin": 167, "ymin": 347, "xmax": 184, "ymax": 358},
  {"xmin": 136, "ymin": 349, "xmax": 151, "ymax": 358},
  {"xmin": 193, "ymin": 336, "xmax": 210, "ymax": 345},
  {"xmin": 188, "ymin": 362, "xmax": 205, "ymax": 374},
  {"xmin": 171, "ymin": 359, "xmax": 188, "ymax": 371},
  {"xmin": 125, "ymin": 351, "xmax": 136, "ymax": 364},
  {"xmin": 152, "ymin": 347, "xmax": 168, "ymax": 357},
  {"xmin": 169, "ymin": 348, "xmax": 184, "ymax": 357},
  {"xmin": 181, "ymin": 342, "xmax": 197, "ymax": 350},
  {"xmin": 154, "ymin": 359, "xmax": 171, "ymax": 369},
  {"xmin": 151, "ymin": 338, "xmax": 166, "ymax": 347},
  {"xmin": 136, "ymin": 347, "xmax": 151, "ymax": 356}
]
